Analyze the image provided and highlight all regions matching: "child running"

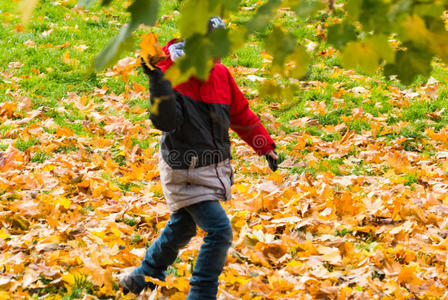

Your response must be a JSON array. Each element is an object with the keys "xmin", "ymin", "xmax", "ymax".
[{"xmin": 120, "ymin": 17, "xmax": 278, "ymax": 299}]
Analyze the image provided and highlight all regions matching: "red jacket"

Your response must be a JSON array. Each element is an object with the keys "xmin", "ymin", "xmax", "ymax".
[
  {"xmin": 158, "ymin": 39, "xmax": 275, "ymax": 156},
  {"xmin": 148, "ymin": 39, "xmax": 275, "ymax": 170}
]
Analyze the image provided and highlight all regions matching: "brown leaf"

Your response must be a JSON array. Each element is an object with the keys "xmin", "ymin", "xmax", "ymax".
[
  {"xmin": 289, "ymin": 116, "xmax": 318, "ymax": 127},
  {"xmin": 426, "ymin": 108, "xmax": 445, "ymax": 121},
  {"xmin": 12, "ymin": 200, "xmax": 40, "ymax": 217},
  {"xmin": 28, "ymin": 264, "xmax": 58, "ymax": 277},
  {"xmin": 22, "ymin": 268, "xmax": 40, "ymax": 288},
  {"xmin": 425, "ymin": 82, "xmax": 440, "ymax": 99},
  {"xmin": 8, "ymin": 215, "xmax": 30, "ymax": 230},
  {"xmin": 317, "ymin": 246, "xmax": 342, "ymax": 265},
  {"xmin": 400, "ymin": 205, "xmax": 428, "ymax": 224}
]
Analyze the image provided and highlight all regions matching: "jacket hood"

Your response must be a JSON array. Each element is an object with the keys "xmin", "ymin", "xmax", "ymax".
[{"xmin": 157, "ymin": 38, "xmax": 179, "ymax": 73}]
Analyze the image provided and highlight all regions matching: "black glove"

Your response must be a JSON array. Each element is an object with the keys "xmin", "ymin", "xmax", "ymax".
[
  {"xmin": 265, "ymin": 150, "xmax": 278, "ymax": 172},
  {"xmin": 140, "ymin": 57, "xmax": 161, "ymax": 77}
]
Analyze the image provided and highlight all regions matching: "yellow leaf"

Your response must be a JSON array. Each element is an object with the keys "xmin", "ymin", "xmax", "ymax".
[
  {"xmin": 57, "ymin": 197, "xmax": 71, "ymax": 210},
  {"xmin": 317, "ymin": 246, "xmax": 342, "ymax": 265},
  {"xmin": 267, "ymin": 172, "xmax": 283, "ymax": 184},
  {"xmin": 0, "ymin": 228, "xmax": 9, "ymax": 240},
  {"xmin": 42, "ymin": 164, "xmax": 56, "ymax": 172},
  {"xmin": 91, "ymin": 231, "xmax": 106, "ymax": 239},
  {"xmin": 110, "ymin": 225, "xmax": 121, "ymax": 238},
  {"xmin": 133, "ymin": 81, "xmax": 145, "ymax": 93},
  {"xmin": 8, "ymin": 215, "xmax": 30, "ymax": 230},
  {"xmin": 55, "ymin": 42, "xmax": 71, "ymax": 49},
  {"xmin": 230, "ymin": 210, "xmax": 249, "ymax": 231},
  {"xmin": 145, "ymin": 276, "xmax": 168, "ymax": 287},
  {"xmin": 234, "ymin": 183, "xmax": 248, "ymax": 193},
  {"xmin": 402, "ymin": 14, "xmax": 430, "ymax": 45},
  {"xmin": 334, "ymin": 191, "xmax": 355, "ymax": 216},
  {"xmin": 285, "ymin": 260, "xmax": 306, "ymax": 275},
  {"xmin": 0, "ymin": 291, "xmax": 10, "ymax": 299},
  {"xmin": 139, "ymin": 33, "xmax": 166, "ymax": 68},
  {"xmin": 172, "ymin": 277, "xmax": 190, "ymax": 293},
  {"xmin": 169, "ymin": 292, "xmax": 188, "ymax": 300},
  {"xmin": 268, "ymin": 275, "xmax": 294, "ymax": 293},
  {"xmin": 62, "ymin": 273, "xmax": 76, "ymax": 286}
]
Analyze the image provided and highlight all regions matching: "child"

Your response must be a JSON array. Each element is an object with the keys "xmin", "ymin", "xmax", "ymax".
[{"xmin": 120, "ymin": 17, "xmax": 278, "ymax": 299}]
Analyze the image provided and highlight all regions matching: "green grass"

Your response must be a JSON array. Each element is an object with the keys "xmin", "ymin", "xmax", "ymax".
[
  {"xmin": 30, "ymin": 150, "xmax": 50, "ymax": 163},
  {"xmin": 130, "ymin": 233, "xmax": 142, "ymax": 245},
  {"xmin": 61, "ymin": 274, "xmax": 94, "ymax": 300},
  {"xmin": 54, "ymin": 144, "xmax": 79, "ymax": 154},
  {"xmin": 403, "ymin": 172, "xmax": 419, "ymax": 187},
  {"xmin": 132, "ymin": 138, "xmax": 152, "ymax": 150},
  {"xmin": 223, "ymin": 44, "xmax": 264, "ymax": 68},
  {"xmin": 0, "ymin": 0, "xmax": 126, "ymax": 100},
  {"xmin": 16, "ymin": 138, "xmax": 40, "ymax": 152},
  {"xmin": 124, "ymin": 217, "xmax": 137, "ymax": 227},
  {"xmin": 0, "ymin": 125, "xmax": 12, "ymax": 136}
]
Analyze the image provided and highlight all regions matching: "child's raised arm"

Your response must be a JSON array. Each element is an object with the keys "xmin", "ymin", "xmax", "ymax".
[{"xmin": 142, "ymin": 60, "xmax": 183, "ymax": 132}]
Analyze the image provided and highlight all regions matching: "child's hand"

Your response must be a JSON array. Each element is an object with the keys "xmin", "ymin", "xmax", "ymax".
[
  {"xmin": 265, "ymin": 150, "xmax": 278, "ymax": 172},
  {"xmin": 140, "ymin": 57, "xmax": 154, "ymax": 75},
  {"xmin": 140, "ymin": 58, "xmax": 161, "ymax": 77}
]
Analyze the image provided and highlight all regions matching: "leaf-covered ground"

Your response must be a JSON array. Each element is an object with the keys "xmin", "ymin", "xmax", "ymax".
[{"xmin": 2, "ymin": 0, "xmax": 448, "ymax": 299}]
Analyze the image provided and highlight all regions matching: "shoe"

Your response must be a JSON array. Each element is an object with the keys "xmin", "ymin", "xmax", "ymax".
[
  {"xmin": 119, "ymin": 272, "xmax": 145, "ymax": 295},
  {"xmin": 119, "ymin": 271, "xmax": 156, "ymax": 295}
]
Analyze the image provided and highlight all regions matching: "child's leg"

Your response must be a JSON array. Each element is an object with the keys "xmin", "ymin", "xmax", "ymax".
[
  {"xmin": 184, "ymin": 201, "xmax": 233, "ymax": 300},
  {"xmin": 130, "ymin": 207, "xmax": 197, "ymax": 290}
]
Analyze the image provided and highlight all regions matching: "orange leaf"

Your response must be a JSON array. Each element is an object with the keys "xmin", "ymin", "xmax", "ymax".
[
  {"xmin": 62, "ymin": 50, "xmax": 71, "ymax": 64},
  {"xmin": 397, "ymin": 263, "xmax": 422, "ymax": 286},
  {"xmin": 14, "ymin": 24, "xmax": 25, "ymax": 32},
  {"xmin": 139, "ymin": 33, "xmax": 166, "ymax": 67},
  {"xmin": 62, "ymin": 50, "xmax": 79, "ymax": 66},
  {"xmin": 56, "ymin": 126, "xmax": 74, "ymax": 137},
  {"xmin": 55, "ymin": 42, "xmax": 71, "ymax": 49},
  {"xmin": 132, "ymin": 81, "xmax": 146, "ymax": 93},
  {"xmin": 0, "ymin": 102, "xmax": 17, "ymax": 118},
  {"xmin": 334, "ymin": 191, "xmax": 355, "ymax": 216}
]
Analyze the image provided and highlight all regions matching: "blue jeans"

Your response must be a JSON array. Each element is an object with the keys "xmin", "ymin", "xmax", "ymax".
[{"xmin": 131, "ymin": 200, "xmax": 233, "ymax": 299}]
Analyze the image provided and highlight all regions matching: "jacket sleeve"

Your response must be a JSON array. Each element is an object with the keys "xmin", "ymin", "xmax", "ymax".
[
  {"xmin": 228, "ymin": 71, "xmax": 275, "ymax": 155},
  {"xmin": 148, "ymin": 69, "xmax": 183, "ymax": 132}
]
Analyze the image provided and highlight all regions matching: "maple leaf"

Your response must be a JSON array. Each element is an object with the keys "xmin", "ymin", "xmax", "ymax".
[
  {"xmin": 139, "ymin": 33, "xmax": 166, "ymax": 69},
  {"xmin": 0, "ymin": 102, "xmax": 17, "ymax": 119},
  {"xmin": 426, "ymin": 108, "xmax": 445, "ymax": 121}
]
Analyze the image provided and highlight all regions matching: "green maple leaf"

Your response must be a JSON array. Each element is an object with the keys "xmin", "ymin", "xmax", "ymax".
[
  {"xmin": 342, "ymin": 41, "xmax": 380, "ymax": 75},
  {"xmin": 245, "ymin": 0, "xmax": 282, "ymax": 34},
  {"xmin": 327, "ymin": 23, "xmax": 357, "ymax": 50},
  {"xmin": 266, "ymin": 26, "xmax": 297, "ymax": 68},
  {"xmin": 384, "ymin": 44, "xmax": 432, "ymax": 85},
  {"xmin": 178, "ymin": 0, "xmax": 211, "ymax": 38}
]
